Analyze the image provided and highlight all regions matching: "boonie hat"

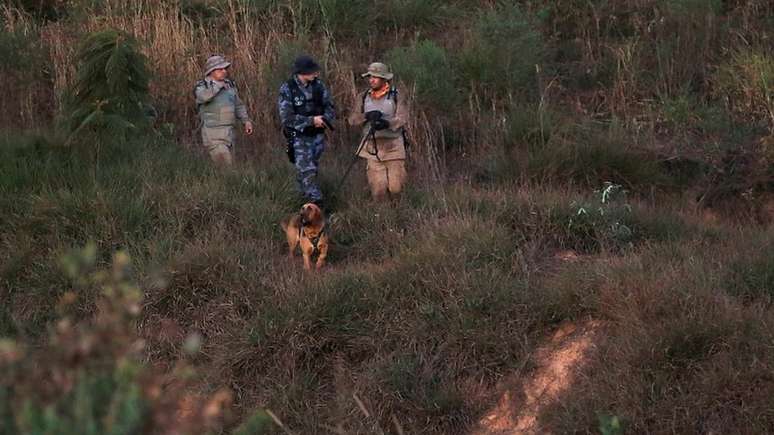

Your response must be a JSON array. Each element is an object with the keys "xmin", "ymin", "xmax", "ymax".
[
  {"xmin": 361, "ymin": 62, "xmax": 393, "ymax": 80},
  {"xmin": 203, "ymin": 55, "xmax": 231, "ymax": 77}
]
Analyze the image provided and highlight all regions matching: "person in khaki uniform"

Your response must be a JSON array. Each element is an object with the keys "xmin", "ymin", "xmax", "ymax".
[
  {"xmin": 347, "ymin": 62, "xmax": 409, "ymax": 201},
  {"xmin": 194, "ymin": 55, "xmax": 253, "ymax": 166}
]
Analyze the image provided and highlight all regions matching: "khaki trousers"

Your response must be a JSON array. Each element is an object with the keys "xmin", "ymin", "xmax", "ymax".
[
  {"xmin": 366, "ymin": 159, "xmax": 407, "ymax": 200},
  {"xmin": 201, "ymin": 126, "xmax": 234, "ymax": 166}
]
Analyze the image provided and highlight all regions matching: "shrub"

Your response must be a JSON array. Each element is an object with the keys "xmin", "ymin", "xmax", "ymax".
[
  {"xmin": 315, "ymin": 0, "xmax": 369, "ymax": 36},
  {"xmin": 458, "ymin": 5, "xmax": 543, "ymax": 100},
  {"xmin": 650, "ymin": 0, "xmax": 722, "ymax": 95},
  {"xmin": 714, "ymin": 48, "xmax": 774, "ymax": 132},
  {"xmin": 0, "ymin": 11, "xmax": 52, "ymax": 128},
  {"xmin": 504, "ymin": 101, "xmax": 560, "ymax": 150},
  {"xmin": 375, "ymin": 0, "xmax": 448, "ymax": 30},
  {"xmin": 387, "ymin": 39, "xmax": 461, "ymax": 109},
  {"xmin": 525, "ymin": 122, "xmax": 666, "ymax": 188},
  {"xmin": 284, "ymin": 0, "xmax": 369, "ymax": 38},
  {"xmin": 564, "ymin": 182, "xmax": 635, "ymax": 252},
  {"xmin": 663, "ymin": 0, "xmax": 723, "ymax": 18},
  {"xmin": 263, "ymin": 39, "xmax": 311, "ymax": 90},
  {"xmin": 0, "ymin": 246, "xmax": 273, "ymax": 435},
  {"xmin": 63, "ymin": 29, "xmax": 154, "ymax": 143}
]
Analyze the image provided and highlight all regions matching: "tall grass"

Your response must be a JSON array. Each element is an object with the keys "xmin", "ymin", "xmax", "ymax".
[
  {"xmin": 539, "ymin": 232, "xmax": 774, "ymax": 433},
  {"xmin": 2, "ymin": 126, "xmax": 774, "ymax": 432},
  {"xmin": 4, "ymin": 0, "xmax": 773, "ymax": 182},
  {"xmin": 3, "ymin": 0, "xmax": 774, "ymax": 433}
]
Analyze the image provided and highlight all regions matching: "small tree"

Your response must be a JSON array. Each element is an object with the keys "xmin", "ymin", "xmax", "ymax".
[{"xmin": 64, "ymin": 29, "xmax": 153, "ymax": 144}]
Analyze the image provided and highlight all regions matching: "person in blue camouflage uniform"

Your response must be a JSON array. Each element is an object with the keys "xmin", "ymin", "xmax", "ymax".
[{"xmin": 278, "ymin": 55, "xmax": 336, "ymax": 204}]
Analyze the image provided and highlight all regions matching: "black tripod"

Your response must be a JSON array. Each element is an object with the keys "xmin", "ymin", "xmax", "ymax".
[{"xmin": 331, "ymin": 124, "xmax": 378, "ymax": 199}]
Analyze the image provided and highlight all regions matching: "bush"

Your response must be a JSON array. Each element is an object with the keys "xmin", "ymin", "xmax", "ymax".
[
  {"xmin": 714, "ymin": 48, "xmax": 774, "ymax": 132},
  {"xmin": 63, "ymin": 29, "xmax": 154, "ymax": 143},
  {"xmin": 387, "ymin": 39, "xmax": 461, "ymax": 109},
  {"xmin": 263, "ymin": 39, "xmax": 311, "ymax": 90},
  {"xmin": 283, "ymin": 0, "xmax": 369, "ymax": 38},
  {"xmin": 0, "ymin": 12, "xmax": 52, "ymax": 128},
  {"xmin": 526, "ymin": 122, "xmax": 666, "ymax": 188},
  {"xmin": 504, "ymin": 101, "xmax": 560, "ymax": 150},
  {"xmin": 374, "ymin": 0, "xmax": 448, "ymax": 30},
  {"xmin": 0, "ymin": 246, "xmax": 273, "ymax": 435},
  {"xmin": 564, "ymin": 182, "xmax": 635, "ymax": 252},
  {"xmin": 458, "ymin": 5, "xmax": 544, "ymax": 100}
]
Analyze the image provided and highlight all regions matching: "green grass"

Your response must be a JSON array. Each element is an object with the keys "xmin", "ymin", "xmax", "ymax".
[
  {"xmin": 2, "ymin": 0, "xmax": 774, "ymax": 430},
  {"xmin": 538, "ymin": 234, "xmax": 774, "ymax": 433},
  {"xmin": 3, "ymin": 127, "xmax": 774, "ymax": 433}
]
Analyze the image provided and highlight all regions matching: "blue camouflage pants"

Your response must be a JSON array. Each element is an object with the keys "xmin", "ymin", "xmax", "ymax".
[{"xmin": 293, "ymin": 133, "xmax": 326, "ymax": 202}]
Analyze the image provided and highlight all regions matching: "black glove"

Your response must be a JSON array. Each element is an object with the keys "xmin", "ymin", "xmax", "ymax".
[
  {"xmin": 372, "ymin": 118, "xmax": 389, "ymax": 130},
  {"xmin": 364, "ymin": 110, "xmax": 383, "ymax": 123}
]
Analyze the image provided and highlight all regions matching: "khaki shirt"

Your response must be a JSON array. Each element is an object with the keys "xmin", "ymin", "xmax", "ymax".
[
  {"xmin": 347, "ymin": 86, "xmax": 410, "ymax": 161},
  {"xmin": 195, "ymin": 78, "xmax": 251, "ymax": 128}
]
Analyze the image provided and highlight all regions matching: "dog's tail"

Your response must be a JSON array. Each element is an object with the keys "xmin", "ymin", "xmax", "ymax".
[{"xmin": 280, "ymin": 218, "xmax": 288, "ymax": 232}]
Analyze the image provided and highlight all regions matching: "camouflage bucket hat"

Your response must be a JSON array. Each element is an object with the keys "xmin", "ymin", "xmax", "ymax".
[
  {"xmin": 203, "ymin": 55, "xmax": 231, "ymax": 77},
  {"xmin": 361, "ymin": 62, "xmax": 393, "ymax": 80}
]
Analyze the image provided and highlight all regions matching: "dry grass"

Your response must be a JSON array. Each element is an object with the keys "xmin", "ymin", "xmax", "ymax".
[{"xmin": 2, "ymin": 1, "xmax": 774, "ymax": 433}]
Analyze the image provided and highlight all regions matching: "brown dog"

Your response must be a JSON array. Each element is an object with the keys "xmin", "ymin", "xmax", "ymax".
[{"xmin": 280, "ymin": 203, "xmax": 329, "ymax": 270}]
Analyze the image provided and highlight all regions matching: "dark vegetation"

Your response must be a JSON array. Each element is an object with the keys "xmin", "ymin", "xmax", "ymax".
[{"xmin": 1, "ymin": 0, "xmax": 773, "ymax": 433}]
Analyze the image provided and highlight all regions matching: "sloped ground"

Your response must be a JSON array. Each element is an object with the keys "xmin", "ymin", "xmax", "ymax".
[
  {"xmin": 2, "ymin": 136, "xmax": 774, "ymax": 433},
  {"xmin": 475, "ymin": 320, "xmax": 603, "ymax": 435}
]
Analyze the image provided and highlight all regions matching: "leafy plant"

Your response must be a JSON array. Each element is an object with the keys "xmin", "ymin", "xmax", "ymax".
[
  {"xmin": 0, "ymin": 245, "xmax": 271, "ymax": 435},
  {"xmin": 63, "ymin": 29, "xmax": 154, "ymax": 144},
  {"xmin": 567, "ymin": 182, "xmax": 634, "ymax": 251},
  {"xmin": 598, "ymin": 413, "xmax": 624, "ymax": 435}
]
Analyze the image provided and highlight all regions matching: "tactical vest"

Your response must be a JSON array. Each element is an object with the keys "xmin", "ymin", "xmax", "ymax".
[{"xmin": 287, "ymin": 78, "xmax": 325, "ymax": 136}]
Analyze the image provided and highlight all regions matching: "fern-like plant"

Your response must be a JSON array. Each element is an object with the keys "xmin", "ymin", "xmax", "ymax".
[{"xmin": 64, "ymin": 29, "xmax": 153, "ymax": 143}]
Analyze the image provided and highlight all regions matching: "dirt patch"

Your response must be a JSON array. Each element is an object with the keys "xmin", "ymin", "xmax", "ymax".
[{"xmin": 473, "ymin": 320, "xmax": 603, "ymax": 435}]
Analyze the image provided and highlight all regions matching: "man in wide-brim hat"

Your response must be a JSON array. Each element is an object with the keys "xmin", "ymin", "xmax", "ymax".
[
  {"xmin": 194, "ymin": 54, "xmax": 254, "ymax": 166},
  {"xmin": 347, "ymin": 62, "xmax": 410, "ymax": 201}
]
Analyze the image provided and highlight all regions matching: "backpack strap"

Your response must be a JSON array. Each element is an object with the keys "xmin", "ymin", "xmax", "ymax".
[{"xmin": 360, "ymin": 87, "xmax": 399, "ymax": 113}]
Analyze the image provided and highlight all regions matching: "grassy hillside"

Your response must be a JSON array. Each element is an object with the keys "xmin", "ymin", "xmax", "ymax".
[{"xmin": 2, "ymin": 0, "xmax": 774, "ymax": 433}]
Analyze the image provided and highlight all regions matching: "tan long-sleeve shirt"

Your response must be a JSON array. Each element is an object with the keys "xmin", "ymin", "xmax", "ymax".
[{"xmin": 347, "ymin": 86, "xmax": 409, "ymax": 161}]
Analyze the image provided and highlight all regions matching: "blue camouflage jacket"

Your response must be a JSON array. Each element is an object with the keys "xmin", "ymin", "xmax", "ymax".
[{"xmin": 278, "ymin": 75, "xmax": 336, "ymax": 135}]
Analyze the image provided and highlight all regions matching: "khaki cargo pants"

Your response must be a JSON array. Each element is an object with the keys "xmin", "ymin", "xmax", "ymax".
[
  {"xmin": 201, "ymin": 125, "xmax": 235, "ymax": 166},
  {"xmin": 366, "ymin": 159, "xmax": 407, "ymax": 200}
]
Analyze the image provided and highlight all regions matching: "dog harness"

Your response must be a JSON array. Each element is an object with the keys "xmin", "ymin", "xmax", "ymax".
[{"xmin": 299, "ymin": 219, "xmax": 326, "ymax": 253}]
